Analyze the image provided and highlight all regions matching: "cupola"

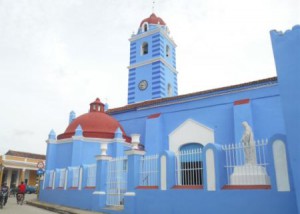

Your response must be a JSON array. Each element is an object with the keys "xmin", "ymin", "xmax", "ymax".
[
  {"xmin": 140, "ymin": 13, "xmax": 166, "ymax": 28},
  {"xmin": 57, "ymin": 98, "xmax": 130, "ymax": 142},
  {"xmin": 89, "ymin": 98, "xmax": 105, "ymax": 112}
]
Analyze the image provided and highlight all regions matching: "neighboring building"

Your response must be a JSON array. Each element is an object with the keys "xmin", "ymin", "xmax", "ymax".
[
  {"xmin": 0, "ymin": 150, "xmax": 45, "ymax": 188},
  {"xmin": 39, "ymin": 13, "xmax": 300, "ymax": 214}
]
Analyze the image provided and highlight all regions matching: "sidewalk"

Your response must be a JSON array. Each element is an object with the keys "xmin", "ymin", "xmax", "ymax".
[{"xmin": 26, "ymin": 198, "xmax": 106, "ymax": 214}]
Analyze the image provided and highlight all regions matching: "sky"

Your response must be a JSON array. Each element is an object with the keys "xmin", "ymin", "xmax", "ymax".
[{"xmin": 0, "ymin": 0, "xmax": 299, "ymax": 155}]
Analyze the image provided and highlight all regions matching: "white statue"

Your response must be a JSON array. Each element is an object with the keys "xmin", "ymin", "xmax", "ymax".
[{"xmin": 241, "ymin": 121, "xmax": 257, "ymax": 165}]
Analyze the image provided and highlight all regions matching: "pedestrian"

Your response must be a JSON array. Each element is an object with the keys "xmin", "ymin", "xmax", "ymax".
[
  {"xmin": 1, "ymin": 182, "xmax": 9, "ymax": 206},
  {"xmin": 17, "ymin": 181, "xmax": 26, "ymax": 204}
]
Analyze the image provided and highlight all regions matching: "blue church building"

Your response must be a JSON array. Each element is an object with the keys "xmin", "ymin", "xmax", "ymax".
[{"xmin": 39, "ymin": 13, "xmax": 300, "ymax": 214}]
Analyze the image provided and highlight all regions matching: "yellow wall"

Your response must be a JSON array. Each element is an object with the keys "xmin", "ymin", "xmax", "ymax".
[
  {"xmin": 5, "ymin": 156, "xmax": 25, "ymax": 161},
  {"xmin": 28, "ymin": 170, "xmax": 37, "ymax": 186},
  {"xmin": 2, "ymin": 154, "xmax": 45, "ymax": 187}
]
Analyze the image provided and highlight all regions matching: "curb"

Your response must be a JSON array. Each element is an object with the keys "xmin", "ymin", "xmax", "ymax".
[
  {"xmin": 26, "ymin": 200, "xmax": 77, "ymax": 214},
  {"xmin": 26, "ymin": 200, "xmax": 104, "ymax": 214}
]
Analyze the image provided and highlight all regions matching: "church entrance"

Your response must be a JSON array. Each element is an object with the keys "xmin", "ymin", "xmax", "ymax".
[{"xmin": 106, "ymin": 157, "xmax": 128, "ymax": 207}]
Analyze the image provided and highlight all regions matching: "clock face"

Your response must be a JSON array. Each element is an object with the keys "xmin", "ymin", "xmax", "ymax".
[{"xmin": 138, "ymin": 80, "xmax": 148, "ymax": 90}]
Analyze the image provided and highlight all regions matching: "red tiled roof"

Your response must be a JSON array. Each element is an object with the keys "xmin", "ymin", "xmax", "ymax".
[
  {"xmin": 57, "ymin": 111, "xmax": 130, "ymax": 142},
  {"xmin": 107, "ymin": 77, "xmax": 277, "ymax": 114},
  {"xmin": 5, "ymin": 150, "xmax": 46, "ymax": 160},
  {"xmin": 57, "ymin": 98, "xmax": 130, "ymax": 142},
  {"xmin": 140, "ymin": 13, "xmax": 166, "ymax": 27}
]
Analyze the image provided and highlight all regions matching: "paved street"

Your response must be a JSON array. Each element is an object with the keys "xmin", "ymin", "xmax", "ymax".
[{"xmin": 0, "ymin": 194, "xmax": 54, "ymax": 214}]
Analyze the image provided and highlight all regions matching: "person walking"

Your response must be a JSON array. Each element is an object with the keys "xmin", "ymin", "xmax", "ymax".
[{"xmin": 1, "ymin": 182, "xmax": 9, "ymax": 206}]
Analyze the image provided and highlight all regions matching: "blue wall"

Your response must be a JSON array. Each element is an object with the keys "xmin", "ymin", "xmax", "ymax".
[
  {"xmin": 113, "ymin": 81, "xmax": 284, "ymax": 153},
  {"xmin": 271, "ymin": 25, "xmax": 300, "ymax": 213},
  {"xmin": 48, "ymin": 141, "xmax": 104, "ymax": 170},
  {"xmin": 40, "ymin": 140, "xmax": 297, "ymax": 214},
  {"xmin": 131, "ymin": 189, "xmax": 297, "ymax": 214}
]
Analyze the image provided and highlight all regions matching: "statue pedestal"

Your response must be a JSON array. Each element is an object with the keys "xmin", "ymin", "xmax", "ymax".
[{"xmin": 230, "ymin": 165, "xmax": 270, "ymax": 185}]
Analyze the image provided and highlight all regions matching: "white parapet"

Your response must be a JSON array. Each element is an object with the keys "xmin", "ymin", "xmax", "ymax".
[{"xmin": 230, "ymin": 164, "xmax": 270, "ymax": 185}]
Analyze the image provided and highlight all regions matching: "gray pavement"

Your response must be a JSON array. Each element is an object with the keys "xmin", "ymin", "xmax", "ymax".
[
  {"xmin": 0, "ymin": 194, "xmax": 54, "ymax": 214},
  {"xmin": 26, "ymin": 195, "xmax": 105, "ymax": 214},
  {"xmin": 1, "ymin": 194, "xmax": 105, "ymax": 214}
]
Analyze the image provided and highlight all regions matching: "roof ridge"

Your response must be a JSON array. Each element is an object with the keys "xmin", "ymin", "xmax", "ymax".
[
  {"xmin": 5, "ymin": 150, "xmax": 46, "ymax": 159},
  {"xmin": 108, "ymin": 76, "xmax": 277, "ymax": 114}
]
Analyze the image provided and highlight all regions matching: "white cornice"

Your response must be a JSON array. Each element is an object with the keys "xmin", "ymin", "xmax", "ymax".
[
  {"xmin": 3, "ymin": 160, "xmax": 39, "ymax": 170},
  {"xmin": 128, "ymin": 57, "xmax": 178, "ymax": 74},
  {"xmin": 93, "ymin": 191, "xmax": 106, "ymax": 195},
  {"xmin": 129, "ymin": 27, "xmax": 177, "ymax": 47},
  {"xmin": 46, "ymin": 139, "xmax": 56, "ymax": 144},
  {"xmin": 57, "ymin": 137, "xmax": 114, "ymax": 144},
  {"xmin": 56, "ymin": 136, "xmax": 132, "ymax": 147},
  {"xmin": 95, "ymin": 155, "xmax": 112, "ymax": 161},
  {"xmin": 124, "ymin": 192, "xmax": 136, "ymax": 196},
  {"xmin": 125, "ymin": 150, "xmax": 146, "ymax": 156}
]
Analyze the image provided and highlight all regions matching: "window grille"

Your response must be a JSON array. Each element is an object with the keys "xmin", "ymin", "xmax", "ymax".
[
  {"xmin": 139, "ymin": 154, "xmax": 159, "ymax": 186},
  {"xmin": 222, "ymin": 139, "xmax": 269, "ymax": 185},
  {"xmin": 86, "ymin": 164, "xmax": 96, "ymax": 187},
  {"xmin": 48, "ymin": 170, "xmax": 54, "ymax": 188},
  {"xmin": 58, "ymin": 168, "xmax": 66, "ymax": 188},
  {"xmin": 175, "ymin": 148, "xmax": 203, "ymax": 186},
  {"xmin": 106, "ymin": 157, "xmax": 128, "ymax": 207},
  {"xmin": 70, "ymin": 167, "xmax": 80, "ymax": 187}
]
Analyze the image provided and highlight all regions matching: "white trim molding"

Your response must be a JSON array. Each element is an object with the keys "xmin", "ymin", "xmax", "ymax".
[
  {"xmin": 46, "ymin": 139, "xmax": 57, "ymax": 144},
  {"xmin": 128, "ymin": 56, "xmax": 178, "ymax": 74},
  {"xmin": 169, "ymin": 119, "xmax": 214, "ymax": 153},
  {"xmin": 125, "ymin": 150, "xmax": 146, "ymax": 156},
  {"xmin": 93, "ymin": 191, "xmax": 106, "ymax": 195},
  {"xmin": 206, "ymin": 149, "xmax": 216, "ymax": 191},
  {"xmin": 95, "ymin": 155, "xmax": 112, "ymax": 161},
  {"xmin": 273, "ymin": 140, "xmax": 290, "ymax": 192},
  {"xmin": 124, "ymin": 192, "xmax": 136, "ymax": 196},
  {"xmin": 129, "ymin": 27, "xmax": 177, "ymax": 47}
]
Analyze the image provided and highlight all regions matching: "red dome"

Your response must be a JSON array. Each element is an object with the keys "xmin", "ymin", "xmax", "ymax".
[
  {"xmin": 140, "ymin": 13, "xmax": 166, "ymax": 27},
  {"xmin": 57, "ymin": 99, "xmax": 130, "ymax": 142}
]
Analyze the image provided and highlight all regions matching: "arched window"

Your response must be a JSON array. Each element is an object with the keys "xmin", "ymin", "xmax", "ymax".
[
  {"xmin": 143, "ymin": 23, "xmax": 148, "ymax": 32},
  {"xmin": 167, "ymin": 83, "xmax": 172, "ymax": 97},
  {"xmin": 166, "ymin": 45, "xmax": 170, "ymax": 57},
  {"xmin": 177, "ymin": 143, "xmax": 203, "ymax": 186},
  {"xmin": 141, "ymin": 42, "xmax": 148, "ymax": 55}
]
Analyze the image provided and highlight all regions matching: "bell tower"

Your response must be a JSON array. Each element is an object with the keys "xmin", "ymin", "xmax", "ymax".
[{"xmin": 127, "ymin": 13, "xmax": 178, "ymax": 104}]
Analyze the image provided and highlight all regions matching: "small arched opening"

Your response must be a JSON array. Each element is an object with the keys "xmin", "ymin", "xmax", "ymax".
[
  {"xmin": 143, "ymin": 23, "xmax": 148, "ymax": 32},
  {"xmin": 166, "ymin": 45, "xmax": 170, "ymax": 57},
  {"xmin": 167, "ymin": 83, "xmax": 172, "ymax": 97},
  {"xmin": 141, "ymin": 42, "xmax": 148, "ymax": 55}
]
